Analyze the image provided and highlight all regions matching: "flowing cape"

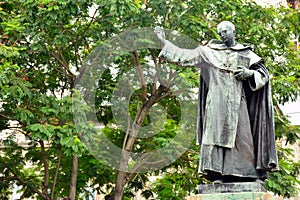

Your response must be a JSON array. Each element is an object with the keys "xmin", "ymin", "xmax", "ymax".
[{"xmin": 197, "ymin": 59, "xmax": 278, "ymax": 171}]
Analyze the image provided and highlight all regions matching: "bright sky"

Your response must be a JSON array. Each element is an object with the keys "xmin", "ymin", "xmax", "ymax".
[
  {"xmin": 281, "ymin": 99, "xmax": 300, "ymax": 126},
  {"xmin": 254, "ymin": 0, "xmax": 288, "ymax": 7}
]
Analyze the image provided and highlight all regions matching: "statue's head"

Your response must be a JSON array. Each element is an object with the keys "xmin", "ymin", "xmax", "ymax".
[{"xmin": 217, "ymin": 21, "xmax": 236, "ymax": 46}]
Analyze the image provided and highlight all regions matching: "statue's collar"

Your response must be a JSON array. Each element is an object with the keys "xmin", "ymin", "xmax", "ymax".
[{"xmin": 207, "ymin": 39, "xmax": 251, "ymax": 50}]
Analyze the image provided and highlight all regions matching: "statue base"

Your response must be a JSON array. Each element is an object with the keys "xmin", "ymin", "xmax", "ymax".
[
  {"xmin": 186, "ymin": 182, "xmax": 274, "ymax": 200},
  {"xmin": 186, "ymin": 192, "xmax": 274, "ymax": 200},
  {"xmin": 198, "ymin": 182, "xmax": 266, "ymax": 194}
]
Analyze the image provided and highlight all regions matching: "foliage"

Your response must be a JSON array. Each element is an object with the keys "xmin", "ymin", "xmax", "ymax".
[
  {"xmin": 265, "ymin": 146, "xmax": 300, "ymax": 198},
  {"xmin": 0, "ymin": 0, "xmax": 299, "ymax": 199}
]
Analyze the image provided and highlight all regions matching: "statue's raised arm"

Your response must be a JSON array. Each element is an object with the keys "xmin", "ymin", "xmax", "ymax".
[
  {"xmin": 154, "ymin": 26, "xmax": 166, "ymax": 47},
  {"xmin": 154, "ymin": 26, "xmax": 202, "ymax": 67}
]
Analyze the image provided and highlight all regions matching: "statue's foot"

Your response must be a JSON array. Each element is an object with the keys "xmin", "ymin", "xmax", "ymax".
[
  {"xmin": 213, "ymin": 179, "xmax": 223, "ymax": 184},
  {"xmin": 255, "ymin": 178, "xmax": 264, "ymax": 185}
]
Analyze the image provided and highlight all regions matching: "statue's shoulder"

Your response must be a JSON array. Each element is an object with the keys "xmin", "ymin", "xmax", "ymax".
[
  {"xmin": 233, "ymin": 42, "xmax": 256, "ymax": 51},
  {"xmin": 206, "ymin": 39, "xmax": 225, "ymax": 49},
  {"xmin": 207, "ymin": 39, "xmax": 252, "ymax": 51},
  {"xmin": 232, "ymin": 43, "xmax": 252, "ymax": 50}
]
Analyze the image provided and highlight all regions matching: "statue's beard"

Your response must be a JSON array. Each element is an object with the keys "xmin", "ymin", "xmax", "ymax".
[{"xmin": 223, "ymin": 38, "xmax": 235, "ymax": 47}]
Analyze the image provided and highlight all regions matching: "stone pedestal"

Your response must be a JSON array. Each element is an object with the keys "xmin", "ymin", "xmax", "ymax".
[
  {"xmin": 186, "ymin": 192, "xmax": 273, "ymax": 200},
  {"xmin": 186, "ymin": 182, "xmax": 274, "ymax": 200},
  {"xmin": 198, "ymin": 182, "xmax": 266, "ymax": 194}
]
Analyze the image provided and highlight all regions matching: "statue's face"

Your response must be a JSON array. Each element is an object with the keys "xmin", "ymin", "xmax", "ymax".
[{"xmin": 218, "ymin": 24, "xmax": 235, "ymax": 45}]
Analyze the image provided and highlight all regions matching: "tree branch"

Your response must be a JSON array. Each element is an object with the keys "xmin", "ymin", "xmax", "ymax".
[
  {"xmin": 72, "ymin": 8, "xmax": 100, "ymax": 72},
  {"xmin": 128, "ymin": 157, "xmax": 170, "ymax": 180},
  {"xmin": 5, "ymin": 165, "xmax": 50, "ymax": 200},
  {"xmin": 79, "ymin": 8, "xmax": 99, "ymax": 38},
  {"xmin": 0, "ymin": 176, "xmax": 18, "ymax": 181},
  {"xmin": 73, "ymin": 39, "xmax": 80, "ymax": 72},
  {"xmin": 273, "ymin": 99, "xmax": 288, "ymax": 123},
  {"xmin": 58, "ymin": 49, "xmax": 69, "ymax": 70},
  {"xmin": 43, "ymin": 44, "xmax": 66, "ymax": 75},
  {"xmin": 39, "ymin": 140, "xmax": 49, "ymax": 196},
  {"xmin": 43, "ymin": 43, "xmax": 75, "ymax": 85},
  {"xmin": 51, "ymin": 144, "xmax": 62, "ymax": 200},
  {"xmin": 132, "ymin": 50, "xmax": 147, "ymax": 101},
  {"xmin": 0, "ymin": 113, "xmax": 12, "ymax": 120},
  {"xmin": 122, "ymin": 114, "xmax": 131, "ymax": 150},
  {"xmin": 51, "ymin": 50, "xmax": 75, "ymax": 81},
  {"xmin": 149, "ymin": 49, "xmax": 159, "ymax": 96},
  {"xmin": 17, "ymin": 176, "xmax": 50, "ymax": 200}
]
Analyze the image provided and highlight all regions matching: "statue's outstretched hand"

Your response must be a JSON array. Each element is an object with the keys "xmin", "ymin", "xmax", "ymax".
[
  {"xmin": 234, "ymin": 66, "xmax": 254, "ymax": 80},
  {"xmin": 154, "ymin": 26, "xmax": 166, "ymax": 46}
]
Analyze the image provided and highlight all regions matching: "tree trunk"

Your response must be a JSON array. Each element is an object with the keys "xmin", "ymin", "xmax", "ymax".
[
  {"xmin": 51, "ymin": 144, "xmax": 61, "ymax": 200},
  {"xmin": 68, "ymin": 156, "xmax": 78, "ymax": 200},
  {"xmin": 112, "ymin": 50, "xmax": 171, "ymax": 199},
  {"xmin": 113, "ymin": 171, "xmax": 128, "ymax": 200},
  {"xmin": 113, "ymin": 148, "xmax": 132, "ymax": 200},
  {"xmin": 39, "ymin": 140, "xmax": 49, "ymax": 197},
  {"xmin": 113, "ymin": 107, "xmax": 150, "ymax": 199}
]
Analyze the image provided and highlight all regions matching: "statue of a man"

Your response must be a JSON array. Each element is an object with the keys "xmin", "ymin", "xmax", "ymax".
[{"xmin": 155, "ymin": 21, "xmax": 278, "ymax": 183}]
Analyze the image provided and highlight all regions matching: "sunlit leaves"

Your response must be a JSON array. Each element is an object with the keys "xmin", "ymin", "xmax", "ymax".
[{"xmin": 265, "ymin": 146, "xmax": 300, "ymax": 198}]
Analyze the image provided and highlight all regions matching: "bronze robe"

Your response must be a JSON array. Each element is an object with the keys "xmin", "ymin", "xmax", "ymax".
[{"xmin": 159, "ymin": 39, "xmax": 278, "ymax": 181}]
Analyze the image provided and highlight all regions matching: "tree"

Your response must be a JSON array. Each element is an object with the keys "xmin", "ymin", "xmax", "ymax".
[
  {"xmin": 0, "ymin": 0, "xmax": 299, "ymax": 199},
  {"xmin": 0, "ymin": 0, "xmax": 100, "ymax": 199}
]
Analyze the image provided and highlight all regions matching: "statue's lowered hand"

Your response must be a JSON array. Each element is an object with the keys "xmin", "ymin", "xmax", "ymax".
[
  {"xmin": 234, "ymin": 66, "xmax": 254, "ymax": 80},
  {"xmin": 154, "ymin": 26, "xmax": 166, "ymax": 45}
]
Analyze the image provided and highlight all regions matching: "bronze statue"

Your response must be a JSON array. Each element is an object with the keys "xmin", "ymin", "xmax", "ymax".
[{"xmin": 155, "ymin": 21, "xmax": 278, "ymax": 184}]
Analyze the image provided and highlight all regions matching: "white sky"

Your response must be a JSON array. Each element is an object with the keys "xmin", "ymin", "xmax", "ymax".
[
  {"xmin": 281, "ymin": 99, "xmax": 300, "ymax": 125},
  {"xmin": 254, "ymin": 0, "xmax": 288, "ymax": 7}
]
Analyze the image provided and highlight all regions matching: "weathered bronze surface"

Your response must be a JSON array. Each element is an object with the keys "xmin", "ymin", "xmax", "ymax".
[{"xmin": 155, "ymin": 21, "xmax": 278, "ymax": 183}]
